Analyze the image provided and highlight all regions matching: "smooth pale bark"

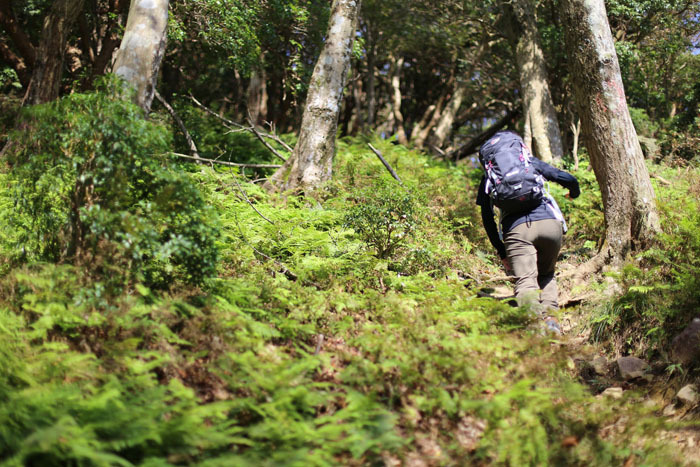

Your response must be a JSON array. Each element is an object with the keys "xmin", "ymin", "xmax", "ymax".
[
  {"xmin": 570, "ymin": 116, "xmax": 581, "ymax": 170},
  {"xmin": 113, "ymin": 0, "xmax": 169, "ymax": 113},
  {"xmin": 265, "ymin": 0, "xmax": 361, "ymax": 193},
  {"xmin": 561, "ymin": 0, "xmax": 660, "ymax": 266},
  {"xmin": 390, "ymin": 54, "xmax": 408, "ymax": 145},
  {"xmin": 24, "ymin": 0, "xmax": 85, "ymax": 105},
  {"xmin": 505, "ymin": 0, "xmax": 563, "ymax": 164},
  {"xmin": 429, "ymin": 81, "xmax": 466, "ymax": 150}
]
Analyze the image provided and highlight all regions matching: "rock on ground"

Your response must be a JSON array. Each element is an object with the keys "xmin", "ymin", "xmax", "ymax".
[
  {"xmin": 676, "ymin": 384, "xmax": 699, "ymax": 405},
  {"xmin": 616, "ymin": 356, "xmax": 649, "ymax": 380},
  {"xmin": 671, "ymin": 318, "xmax": 700, "ymax": 366}
]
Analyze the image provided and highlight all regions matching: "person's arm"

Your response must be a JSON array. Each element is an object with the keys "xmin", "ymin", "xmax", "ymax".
[
  {"xmin": 476, "ymin": 177, "xmax": 507, "ymax": 259},
  {"xmin": 481, "ymin": 204, "xmax": 507, "ymax": 259},
  {"xmin": 532, "ymin": 158, "xmax": 580, "ymax": 198}
]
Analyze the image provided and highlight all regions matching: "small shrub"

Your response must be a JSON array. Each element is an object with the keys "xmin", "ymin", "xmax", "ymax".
[
  {"xmin": 344, "ymin": 178, "xmax": 424, "ymax": 259},
  {"xmin": 5, "ymin": 76, "xmax": 219, "ymax": 288}
]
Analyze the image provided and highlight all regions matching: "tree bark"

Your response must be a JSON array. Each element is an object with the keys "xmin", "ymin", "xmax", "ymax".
[
  {"xmin": 112, "ymin": 0, "xmax": 169, "ymax": 113},
  {"xmin": 365, "ymin": 23, "xmax": 376, "ymax": 130},
  {"xmin": 390, "ymin": 54, "xmax": 408, "ymax": 145},
  {"xmin": 247, "ymin": 65, "xmax": 268, "ymax": 125},
  {"xmin": 561, "ymin": 0, "xmax": 660, "ymax": 266},
  {"xmin": 265, "ymin": 0, "xmax": 361, "ymax": 193},
  {"xmin": 504, "ymin": 0, "xmax": 563, "ymax": 164},
  {"xmin": 0, "ymin": 37, "xmax": 31, "ymax": 86},
  {"xmin": 90, "ymin": 0, "xmax": 129, "ymax": 80},
  {"xmin": 0, "ymin": 1, "xmax": 36, "ymax": 67},
  {"xmin": 23, "ymin": 0, "xmax": 85, "ymax": 105},
  {"xmin": 428, "ymin": 80, "xmax": 466, "ymax": 150},
  {"xmin": 570, "ymin": 116, "xmax": 580, "ymax": 170}
]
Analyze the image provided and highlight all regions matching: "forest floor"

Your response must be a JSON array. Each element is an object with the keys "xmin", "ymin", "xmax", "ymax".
[
  {"xmin": 529, "ymin": 252, "xmax": 700, "ymax": 464},
  {"xmin": 2, "ymin": 136, "xmax": 699, "ymax": 466}
]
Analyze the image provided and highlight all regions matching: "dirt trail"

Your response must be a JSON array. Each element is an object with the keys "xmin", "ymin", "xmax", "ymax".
[{"xmin": 481, "ymin": 256, "xmax": 700, "ymax": 464}]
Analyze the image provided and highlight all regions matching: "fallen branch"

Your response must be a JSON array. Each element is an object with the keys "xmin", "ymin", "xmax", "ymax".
[
  {"xmin": 155, "ymin": 90, "xmax": 202, "ymax": 164},
  {"xmin": 247, "ymin": 113, "xmax": 288, "ymax": 163},
  {"xmin": 368, "ymin": 143, "xmax": 403, "ymax": 185},
  {"xmin": 189, "ymin": 95, "xmax": 290, "ymax": 162},
  {"xmin": 651, "ymin": 174, "xmax": 671, "ymax": 186},
  {"xmin": 170, "ymin": 152, "xmax": 281, "ymax": 168},
  {"xmin": 232, "ymin": 176, "xmax": 275, "ymax": 225}
]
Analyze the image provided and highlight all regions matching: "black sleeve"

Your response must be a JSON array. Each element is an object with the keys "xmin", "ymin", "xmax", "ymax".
[
  {"xmin": 476, "ymin": 177, "xmax": 507, "ymax": 259},
  {"xmin": 532, "ymin": 158, "xmax": 580, "ymax": 198}
]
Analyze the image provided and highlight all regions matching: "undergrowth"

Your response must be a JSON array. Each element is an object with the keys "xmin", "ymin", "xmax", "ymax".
[{"xmin": 0, "ymin": 99, "xmax": 694, "ymax": 465}]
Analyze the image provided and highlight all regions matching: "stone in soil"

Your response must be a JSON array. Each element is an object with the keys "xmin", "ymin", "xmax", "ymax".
[
  {"xmin": 676, "ymin": 384, "xmax": 699, "ymax": 405},
  {"xmin": 616, "ymin": 356, "xmax": 649, "ymax": 380},
  {"xmin": 600, "ymin": 387, "xmax": 623, "ymax": 399},
  {"xmin": 671, "ymin": 318, "xmax": 700, "ymax": 366},
  {"xmin": 591, "ymin": 356, "xmax": 608, "ymax": 375}
]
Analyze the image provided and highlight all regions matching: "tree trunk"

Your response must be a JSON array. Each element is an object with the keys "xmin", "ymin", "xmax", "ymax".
[
  {"xmin": 570, "ymin": 116, "xmax": 580, "ymax": 171},
  {"xmin": 523, "ymin": 110, "xmax": 533, "ymax": 151},
  {"xmin": 0, "ymin": 1, "xmax": 36, "ymax": 68},
  {"xmin": 265, "ymin": 0, "xmax": 361, "ymax": 193},
  {"xmin": 349, "ymin": 67, "xmax": 364, "ymax": 134},
  {"xmin": 390, "ymin": 54, "xmax": 408, "ymax": 145},
  {"xmin": 505, "ymin": 0, "xmax": 563, "ymax": 164},
  {"xmin": 0, "ymin": 38, "xmax": 31, "ymax": 86},
  {"xmin": 91, "ymin": 0, "xmax": 129, "ymax": 80},
  {"xmin": 428, "ymin": 80, "xmax": 466, "ymax": 150},
  {"xmin": 247, "ymin": 65, "xmax": 269, "ymax": 125},
  {"xmin": 365, "ymin": 24, "xmax": 376, "ymax": 130},
  {"xmin": 112, "ymin": 0, "xmax": 169, "ymax": 113},
  {"xmin": 561, "ymin": 0, "xmax": 660, "ymax": 267},
  {"xmin": 24, "ymin": 0, "xmax": 85, "ymax": 105}
]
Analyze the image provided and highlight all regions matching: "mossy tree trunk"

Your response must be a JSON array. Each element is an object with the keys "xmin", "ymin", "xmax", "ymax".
[
  {"xmin": 504, "ymin": 0, "xmax": 563, "ymax": 165},
  {"xmin": 112, "ymin": 0, "xmax": 169, "ymax": 113},
  {"xmin": 24, "ymin": 0, "xmax": 85, "ymax": 105},
  {"xmin": 561, "ymin": 0, "xmax": 660, "ymax": 267},
  {"xmin": 265, "ymin": 0, "xmax": 361, "ymax": 193}
]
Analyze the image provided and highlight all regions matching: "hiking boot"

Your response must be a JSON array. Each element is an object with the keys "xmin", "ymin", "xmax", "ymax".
[{"xmin": 543, "ymin": 317, "xmax": 563, "ymax": 335}]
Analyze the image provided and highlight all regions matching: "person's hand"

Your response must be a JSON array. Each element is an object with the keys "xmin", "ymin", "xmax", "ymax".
[{"xmin": 501, "ymin": 257, "xmax": 513, "ymax": 275}]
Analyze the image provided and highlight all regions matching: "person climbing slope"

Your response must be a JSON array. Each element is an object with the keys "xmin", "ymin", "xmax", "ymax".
[{"xmin": 476, "ymin": 131, "xmax": 580, "ymax": 335}]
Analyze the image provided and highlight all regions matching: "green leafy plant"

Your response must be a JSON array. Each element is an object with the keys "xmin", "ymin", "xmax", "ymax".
[
  {"xmin": 344, "ymin": 178, "xmax": 424, "ymax": 259},
  {"xmin": 5, "ymin": 76, "xmax": 220, "ymax": 288}
]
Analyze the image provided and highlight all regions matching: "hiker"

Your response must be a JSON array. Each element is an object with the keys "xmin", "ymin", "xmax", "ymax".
[{"xmin": 476, "ymin": 131, "xmax": 580, "ymax": 334}]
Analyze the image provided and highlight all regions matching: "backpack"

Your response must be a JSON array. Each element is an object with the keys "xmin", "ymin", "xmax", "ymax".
[{"xmin": 478, "ymin": 131, "xmax": 545, "ymax": 213}]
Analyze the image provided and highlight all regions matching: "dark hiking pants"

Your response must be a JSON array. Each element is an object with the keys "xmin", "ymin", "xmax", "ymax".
[{"xmin": 503, "ymin": 218, "xmax": 563, "ymax": 312}]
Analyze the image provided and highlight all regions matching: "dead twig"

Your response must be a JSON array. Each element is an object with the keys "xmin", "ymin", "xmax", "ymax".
[
  {"xmin": 368, "ymin": 143, "xmax": 403, "ymax": 185},
  {"xmin": 264, "ymin": 121, "xmax": 294, "ymax": 153},
  {"xmin": 232, "ymin": 176, "xmax": 275, "ymax": 225},
  {"xmin": 189, "ymin": 95, "xmax": 290, "ymax": 162},
  {"xmin": 155, "ymin": 90, "xmax": 202, "ymax": 164},
  {"xmin": 247, "ymin": 112, "xmax": 288, "ymax": 163},
  {"xmin": 170, "ymin": 152, "xmax": 281, "ymax": 169},
  {"xmin": 651, "ymin": 174, "xmax": 671, "ymax": 186},
  {"xmin": 314, "ymin": 334, "xmax": 325, "ymax": 355}
]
